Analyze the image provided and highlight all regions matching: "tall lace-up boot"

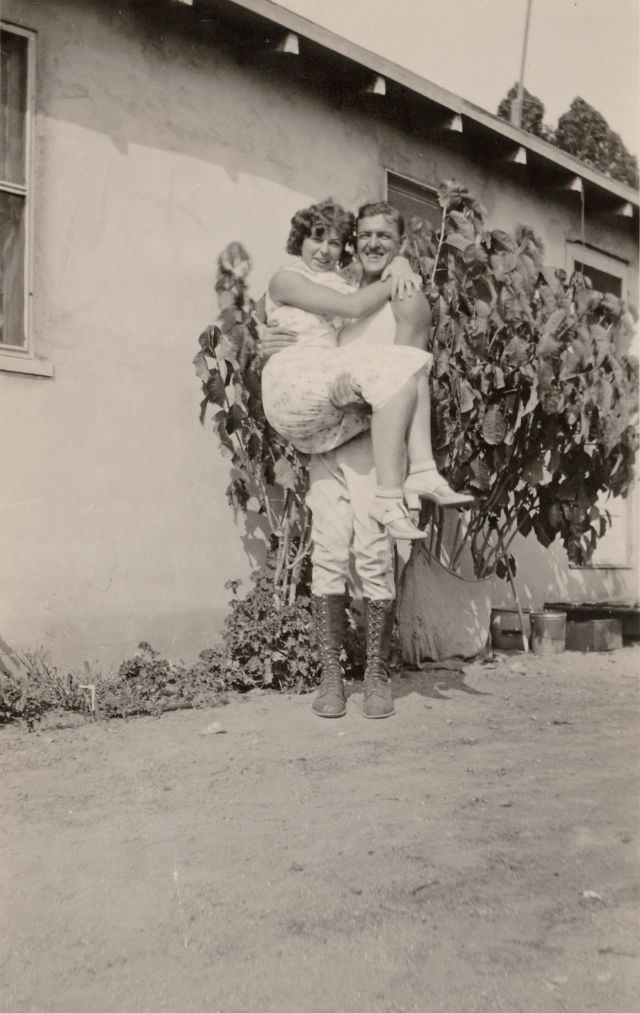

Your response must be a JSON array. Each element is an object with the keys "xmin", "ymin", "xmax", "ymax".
[
  {"xmin": 363, "ymin": 598, "xmax": 395, "ymax": 719},
  {"xmin": 311, "ymin": 594, "xmax": 347, "ymax": 718}
]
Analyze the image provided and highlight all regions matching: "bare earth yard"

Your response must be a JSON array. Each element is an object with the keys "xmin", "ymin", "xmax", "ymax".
[{"xmin": 1, "ymin": 646, "xmax": 639, "ymax": 1013}]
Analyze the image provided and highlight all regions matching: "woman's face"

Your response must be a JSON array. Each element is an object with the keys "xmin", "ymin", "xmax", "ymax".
[{"xmin": 300, "ymin": 226, "xmax": 343, "ymax": 272}]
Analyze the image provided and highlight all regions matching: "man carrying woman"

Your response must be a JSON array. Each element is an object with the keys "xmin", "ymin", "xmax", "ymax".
[{"xmin": 259, "ymin": 199, "xmax": 470, "ymax": 719}]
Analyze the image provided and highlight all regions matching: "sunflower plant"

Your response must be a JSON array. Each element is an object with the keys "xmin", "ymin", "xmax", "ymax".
[{"xmin": 404, "ymin": 180, "xmax": 638, "ymax": 579}]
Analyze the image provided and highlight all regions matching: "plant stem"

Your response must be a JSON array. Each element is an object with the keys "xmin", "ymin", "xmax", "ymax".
[
  {"xmin": 428, "ymin": 503, "xmax": 436, "ymax": 557},
  {"xmin": 434, "ymin": 506, "xmax": 444, "ymax": 562},
  {"xmin": 430, "ymin": 203, "xmax": 448, "ymax": 287},
  {"xmin": 450, "ymin": 513, "xmax": 464, "ymax": 569},
  {"xmin": 502, "ymin": 544, "xmax": 529, "ymax": 652}
]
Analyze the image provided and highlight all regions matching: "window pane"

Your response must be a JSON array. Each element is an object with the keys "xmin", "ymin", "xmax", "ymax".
[
  {"xmin": 574, "ymin": 261, "xmax": 622, "ymax": 297},
  {"xmin": 387, "ymin": 174, "xmax": 441, "ymax": 230},
  {"xmin": 1, "ymin": 29, "xmax": 28, "ymax": 185},
  {"xmin": 0, "ymin": 190, "xmax": 25, "ymax": 347},
  {"xmin": 585, "ymin": 493, "xmax": 630, "ymax": 568}
]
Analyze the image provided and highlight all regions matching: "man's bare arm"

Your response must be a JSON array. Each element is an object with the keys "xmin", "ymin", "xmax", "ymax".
[{"xmin": 390, "ymin": 289, "xmax": 432, "ymax": 350}]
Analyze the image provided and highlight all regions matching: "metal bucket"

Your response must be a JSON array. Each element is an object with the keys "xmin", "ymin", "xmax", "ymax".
[
  {"xmin": 530, "ymin": 611, "xmax": 566, "ymax": 655},
  {"xmin": 490, "ymin": 608, "xmax": 531, "ymax": 651}
]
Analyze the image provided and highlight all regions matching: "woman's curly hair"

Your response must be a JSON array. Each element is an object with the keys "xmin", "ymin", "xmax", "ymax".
[{"xmin": 286, "ymin": 198, "xmax": 355, "ymax": 265}]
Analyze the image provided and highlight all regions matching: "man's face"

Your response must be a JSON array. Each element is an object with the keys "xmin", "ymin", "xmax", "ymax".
[{"xmin": 356, "ymin": 214, "xmax": 402, "ymax": 280}]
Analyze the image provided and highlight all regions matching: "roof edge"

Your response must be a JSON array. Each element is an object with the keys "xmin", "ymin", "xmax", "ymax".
[{"xmin": 220, "ymin": 0, "xmax": 638, "ymax": 207}]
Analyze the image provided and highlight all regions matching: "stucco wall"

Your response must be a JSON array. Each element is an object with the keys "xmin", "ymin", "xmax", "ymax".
[{"xmin": 1, "ymin": 0, "xmax": 637, "ymax": 667}]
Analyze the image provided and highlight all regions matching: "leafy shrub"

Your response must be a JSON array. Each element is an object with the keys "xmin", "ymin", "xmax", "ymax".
[
  {"xmin": 404, "ymin": 180, "xmax": 638, "ymax": 576},
  {"xmin": 193, "ymin": 243, "xmax": 383, "ymax": 687},
  {"xmin": 220, "ymin": 558, "xmax": 365, "ymax": 692},
  {"xmin": 98, "ymin": 642, "xmax": 227, "ymax": 719},
  {"xmin": 193, "ymin": 244, "xmax": 311, "ymax": 607},
  {"xmin": 0, "ymin": 652, "xmax": 86, "ymax": 729},
  {"xmin": 0, "ymin": 644, "xmax": 227, "ymax": 728},
  {"xmin": 195, "ymin": 181, "xmax": 637, "ymax": 683}
]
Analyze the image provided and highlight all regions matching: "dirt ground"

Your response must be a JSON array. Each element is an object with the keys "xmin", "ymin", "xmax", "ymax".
[{"xmin": 1, "ymin": 645, "xmax": 639, "ymax": 1013}]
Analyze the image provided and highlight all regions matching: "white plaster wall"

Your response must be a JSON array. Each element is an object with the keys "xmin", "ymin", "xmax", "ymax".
[{"xmin": 1, "ymin": 0, "xmax": 637, "ymax": 668}]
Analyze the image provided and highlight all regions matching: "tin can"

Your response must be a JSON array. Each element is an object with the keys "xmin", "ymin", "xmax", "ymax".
[{"xmin": 530, "ymin": 611, "xmax": 566, "ymax": 655}]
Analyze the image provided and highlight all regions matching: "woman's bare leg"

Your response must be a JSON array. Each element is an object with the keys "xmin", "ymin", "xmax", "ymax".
[
  {"xmin": 406, "ymin": 371, "xmax": 434, "ymax": 467},
  {"xmin": 369, "ymin": 377, "xmax": 426, "ymax": 539},
  {"xmin": 370, "ymin": 378, "xmax": 416, "ymax": 487},
  {"xmin": 403, "ymin": 371, "xmax": 475, "ymax": 508}
]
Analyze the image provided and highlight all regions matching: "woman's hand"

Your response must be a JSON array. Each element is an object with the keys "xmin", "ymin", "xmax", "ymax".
[
  {"xmin": 254, "ymin": 317, "xmax": 297, "ymax": 360},
  {"xmin": 329, "ymin": 371, "xmax": 363, "ymax": 408},
  {"xmin": 382, "ymin": 256, "xmax": 423, "ymax": 300}
]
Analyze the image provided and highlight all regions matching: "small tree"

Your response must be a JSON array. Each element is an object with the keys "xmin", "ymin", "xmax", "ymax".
[
  {"xmin": 192, "ymin": 242, "xmax": 311, "ymax": 604},
  {"xmin": 193, "ymin": 244, "xmax": 362, "ymax": 690},
  {"xmin": 403, "ymin": 180, "xmax": 638, "ymax": 579},
  {"xmin": 497, "ymin": 83, "xmax": 546, "ymax": 136},
  {"xmin": 555, "ymin": 97, "xmax": 639, "ymax": 188}
]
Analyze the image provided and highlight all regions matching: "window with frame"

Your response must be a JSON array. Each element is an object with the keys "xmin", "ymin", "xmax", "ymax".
[
  {"xmin": 573, "ymin": 261, "xmax": 622, "ymax": 298},
  {"xmin": 386, "ymin": 172, "xmax": 440, "ymax": 230},
  {"xmin": 1, "ymin": 23, "xmax": 43, "ymax": 373},
  {"xmin": 567, "ymin": 240, "xmax": 628, "ymax": 299},
  {"xmin": 566, "ymin": 241, "xmax": 635, "ymax": 569}
]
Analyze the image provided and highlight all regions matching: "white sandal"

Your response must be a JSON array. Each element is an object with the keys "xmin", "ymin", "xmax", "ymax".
[
  {"xmin": 369, "ymin": 497, "xmax": 427, "ymax": 540},
  {"xmin": 404, "ymin": 466, "xmax": 475, "ymax": 510}
]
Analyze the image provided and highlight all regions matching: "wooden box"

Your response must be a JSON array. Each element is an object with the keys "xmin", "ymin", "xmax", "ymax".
[{"xmin": 565, "ymin": 618, "xmax": 623, "ymax": 652}]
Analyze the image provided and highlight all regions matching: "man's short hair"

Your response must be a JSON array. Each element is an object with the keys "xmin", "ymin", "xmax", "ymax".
[{"xmin": 356, "ymin": 201, "xmax": 405, "ymax": 238}]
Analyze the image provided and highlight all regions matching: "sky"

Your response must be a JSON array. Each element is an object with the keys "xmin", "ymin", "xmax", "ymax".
[{"xmin": 277, "ymin": 0, "xmax": 639, "ymax": 157}]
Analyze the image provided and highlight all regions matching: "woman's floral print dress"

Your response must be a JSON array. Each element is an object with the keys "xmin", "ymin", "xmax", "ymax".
[{"xmin": 261, "ymin": 258, "xmax": 432, "ymax": 455}]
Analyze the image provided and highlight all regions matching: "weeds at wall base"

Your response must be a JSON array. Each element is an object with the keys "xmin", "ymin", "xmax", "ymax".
[{"xmin": 0, "ymin": 642, "xmax": 229, "ymax": 731}]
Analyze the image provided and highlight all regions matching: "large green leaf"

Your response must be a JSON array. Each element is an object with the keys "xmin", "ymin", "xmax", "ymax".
[
  {"xmin": 543, "ymin": 308, "xmax": 567, "ymax": 337},
  {"xmin": 502, "ymin": 336, "xmax": 530, "ymax": 366},
  {"xmin": 435, "ymin": 349, "xmax": 450, "ymax": 377},
  {"xmin": 198, "ymin": 325, "xmax": 221, "ymax": 356},
  {"xmin": 463, "ymin": 243, "xmax": 488, "ymax": 266},
  {"xmin": 458, "ymin": 379, "xmax": 476, "ymax": 414},
  {"xmin": 482, "ymin": 405, "xmax": 507, "ymax": 445},
  {"xmin": 533, "ymin": 516, "xmax": 555, "ymax": 548},
  {"xmin": 448, "ymin": 210, "xmax": 476, "ymax": 239},
  {"xmin": 274, "ymin": 457, "xmax": 298, "ymax": 492},
  {"xmin": 590, "ymin": 324, "xmax": 611, "ymax": 365},
  {"xmin": 246, "ymin": 431, "xmax": 261, "ymax": 461},
  {"xmin": 560, "ymin": 344, "xmax": 584, "ymax": 376},
  {"xmin": 225, "ymin": 403, "xmax": 247, "ymax": 435},
  {"xmin": 490, "ymin": 251, "xmax": 517, "ymax": 277},
  {"xmin": 444, "ymin": 232, "xmax": 470, "ymax": 253},
  {"xmin": 491, "ymin": 229, "xmax": 516, "ymax": 253},
  {"xmin": 470, "ymin": 457, "xmax": 491, "ymax": 491},
  {"xmin": 522, "ymin": 457, "xmax": 545, "ymax": 485},
  {"xmin": 517, "ymin": 508, "xmax": 533, "ymax": 536},
  {"xmin": 205, "ymin": 373, "xmax": 227, "ymax": 408},
  {"xmin": 192, "ymin": 352, "xmax": 210, "ymax": 383},
  {"xmin": 602, "ymin": 293, "xmax": 622, "ymax": 318}
]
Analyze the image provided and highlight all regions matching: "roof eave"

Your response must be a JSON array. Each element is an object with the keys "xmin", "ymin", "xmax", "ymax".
[{"xmin": 174, "ymin": 0, "xmax": 639, "ymax": 209}]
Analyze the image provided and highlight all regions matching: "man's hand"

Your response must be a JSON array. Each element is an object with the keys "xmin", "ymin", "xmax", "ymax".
[
  {"xmin": 254, "ymin": 317, "xmax": 297, "ymax": 361},
  {"xmin": 382, "ymin": 256, "xmax": 423, "ymax": 300},
  {"xmin": 329, "ymin": 371, "xmax": 364, "ymax": 409}
]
